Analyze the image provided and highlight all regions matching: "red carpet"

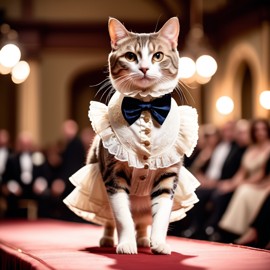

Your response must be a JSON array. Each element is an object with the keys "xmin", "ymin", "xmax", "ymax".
[{"xmin": 0, "ymin": 219, "xmax": 269, "ymax": 270}]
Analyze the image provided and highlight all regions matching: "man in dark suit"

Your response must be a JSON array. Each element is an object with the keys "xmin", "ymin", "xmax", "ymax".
[
  {"xmin": 4, "ymin": 132, "xmax": 50, "ymax": 218},
  {"xmin": 49, "ymin": 120, "xmax": 86, "ymax": 221},
  {"xmin": 0, "ymin": 129, "xmax": 13, "ymax": 217}
]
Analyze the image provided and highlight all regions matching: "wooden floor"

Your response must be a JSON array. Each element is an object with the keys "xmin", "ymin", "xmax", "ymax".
[{"xmin": 0, "ymin": 219, "xmax": 269, "ymax": 270}]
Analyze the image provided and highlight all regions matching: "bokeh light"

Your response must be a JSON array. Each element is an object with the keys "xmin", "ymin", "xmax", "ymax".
[
  {"xmin": 216, "ymin": 96, "xmax": 234, "ymax": 115},
  {"xmin": 178, "ymin": 57, "xmax": 196, "ymax": 79},
  {"xmin": 0, "ymin": 63, "xmax": 12, "ymax": 74},
  {"xmin": 0, "ymin": 44, "xmax": 21, "ymax": 68},
  {"xmin": 259, "ymin": 90, "xmax": 270, "ymax": 110},
  {"xmin": 196, "ymin": 55, "xmax": 217, "ymax": 78},
  {"xmin": 11, "ymin": 60, "xmax": 30, "ymax": 83}
]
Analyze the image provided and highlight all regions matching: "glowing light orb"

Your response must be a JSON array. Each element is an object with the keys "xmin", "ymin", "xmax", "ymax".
[
  {"xmin": 178, "ymin": 57, "xmax": 196, "ymax": 79},
  {"xmin": 0, "ymin": 44, "xmax": 21, "ymax": 68},
  {"xmin": 196, "ymin": 55, "xmax": 217, "ymax": 78},
  {"xmin": 0, "ymin": 63, "xmax": 12, "ymax": 74},
  {"xmin": 216, "ymin": 96, "xmax": 234, "ymax": 115},
  {"xmin": 11, "ymin": 60, "xmax": 30, "ymax": 84},
  {"xmin": 259, "ymin": 90, "xmax": 270, "ymax": 110}
]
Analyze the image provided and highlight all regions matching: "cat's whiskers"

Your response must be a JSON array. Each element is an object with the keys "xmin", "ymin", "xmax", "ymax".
[
  {"xmin": 156, "ymin": 75, "xmax": 177, "ymax": 93},
  {"xmin": 116, "ymin": 74, "xmax": 134, "ymax": 92},
  {"xmin": 95, "ymin": 77, "xmax": 111, "ymax": 92},
  {"xmin": 94, "ymin": 77, "xmax": 116, "ymax": 103},
  {"xmin": 157, "ymin": 75, "xmax": 187, "ymax": 104},
  {"xmin": 113, "ymin": 72, "xmax": 147, "ymax": 93},
  {"xmin": 105, "ymin": 87, "xmax": 116, "ymax": 104},
  {"xmin": 174, "ymin": 85, "xmax": 186, "ymax": 105},
  {"xmin": 177, "ymin": 80, "xmax": 196, "ymax": 106}
]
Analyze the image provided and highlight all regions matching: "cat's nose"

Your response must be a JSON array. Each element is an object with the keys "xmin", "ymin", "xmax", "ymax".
[{"xmin": 140, "ymin": 67, "xmax": 149, "ymax": 74}]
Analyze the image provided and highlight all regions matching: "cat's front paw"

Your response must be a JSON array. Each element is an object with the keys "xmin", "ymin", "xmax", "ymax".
[
  {"xmin": 116, "ymin": 242, "xmax": 138, "ymax": 254},
  {"xmin": 100, "ymin": 236, "xmax": 115, "ymax": 247},
  {"xmin": 150, "ymin": 241, "xmax": 171, "ymax": 255},
  {"xmin": 137, "ymin": 237, "xmax": 150, "ymax": 247}
]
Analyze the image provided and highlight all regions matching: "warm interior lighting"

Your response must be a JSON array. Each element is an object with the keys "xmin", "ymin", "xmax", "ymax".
[
  {"xmin": 196, "ymin": 55, "xmax": 217, "ymax": 78},
  {"xmin": 0, "ymin": 63, "xmax": 12, "ymax": 74},
  {"xmin": 11, "ymin": 60, "xmax": 30, "ymax": 83},
  {"xmin": 216, "ymin": 96, "xmax": 234, "ymax": 115},
  {"xmin": 180, "ymin": 0, "xmax": 218, "ymax": 84},
  {"xmin": 259, "ymin": 90, "xmax": 270, "ymax": 110},
  {"xmin": 178, "ymin": 57, "xmax": 196, "ymax": 79},
  {"xmin": 0, "ymin": 43, "xmax": 21, "ymax": 68},
  {"xmin": 195, "ymin": 74, "xmax": 212, "ymax": 84}
]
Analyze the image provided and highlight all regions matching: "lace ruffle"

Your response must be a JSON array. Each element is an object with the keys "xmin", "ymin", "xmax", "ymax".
[
  {"xmin": 177, "ymin": 106, "xmax": 199, "ymax": 158},
  {"xmin": 63, "ymin": 164, "xmax": 200, "ymax": 225},
  {"xmin": 89, "ymin": 101, "xmax": 198, "ymax": 169}
]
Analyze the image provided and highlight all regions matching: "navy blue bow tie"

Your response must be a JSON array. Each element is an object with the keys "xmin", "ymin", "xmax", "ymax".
[{"xmin": 121, "ymin": 94, "xmax": 171, "ymax": 126}]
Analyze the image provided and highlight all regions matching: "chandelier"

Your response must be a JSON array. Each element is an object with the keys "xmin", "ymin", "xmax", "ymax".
[
  {"xmin": 179, "ymin": 0, "xmax": 217, "ymax": 84},
  {"xmin": 0, "ymin": 24, "xmax": 30, "ymax": 84}
]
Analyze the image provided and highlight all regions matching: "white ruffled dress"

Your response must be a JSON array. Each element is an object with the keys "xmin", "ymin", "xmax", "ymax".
[{"xmin": 63, "ymin": 92, "xmax": 200, "ymax": 226}]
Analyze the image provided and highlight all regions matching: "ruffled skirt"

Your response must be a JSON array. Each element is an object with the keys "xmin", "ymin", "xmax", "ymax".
[{"xmin": 63, "ymin": 163, "xmax": 200, "ymax": 226}]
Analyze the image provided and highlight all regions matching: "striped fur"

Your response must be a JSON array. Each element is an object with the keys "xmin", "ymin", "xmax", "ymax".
[
  {"xmin": 87, "ymin": 137, "xmax": 182, "ymax": 255},
  {"xmin": 90, "ymin": 17, "xmax": 181, "ymax": 255}
]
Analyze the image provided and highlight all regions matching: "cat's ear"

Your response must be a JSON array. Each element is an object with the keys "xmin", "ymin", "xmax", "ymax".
[
  {"xmin": 158, "ymin": 17, "xmax": 180, "ymax": 49},
  {"xmin": 108, "ymin": 17, "xmax": 129, "ymax": 49}
]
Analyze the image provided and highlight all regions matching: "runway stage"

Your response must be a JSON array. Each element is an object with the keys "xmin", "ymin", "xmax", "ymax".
[{"xmin": 0, "ymin": 219, "xmax": 269, "ymax": 270}]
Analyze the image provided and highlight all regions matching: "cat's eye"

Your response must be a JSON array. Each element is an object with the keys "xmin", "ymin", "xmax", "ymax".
[
  {"xmin": 125, "ymin": 52, "xmax": 137, "ymax": 62},
  {"xmin": 152, "ymin": 52, "xmax": 164, "ymax": 62}
]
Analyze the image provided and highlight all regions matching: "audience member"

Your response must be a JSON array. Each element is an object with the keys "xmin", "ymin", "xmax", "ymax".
[
  {"xmin": 169, "ymin": 124, "xmax": 220, "ymax": 236},
  {"xmin": 0, "ymin": 129, "xmax": 13, "ymax": 217},
  {"xmin": 203, "ymin": 119, "xmax": 251, "ymax": 239},
  {"xmin": 80, "ymin": 127, "xmax": 95, "ymax": 152},
  {"xmin": 183, "ymin": 121, "xmax": 240, "ymax": 238},
  {"xmin": 235, "ymin": 192, "xmax": 270, "ymax": 249},
  {"xmin": 187, "ymin": 124, "xmax": 220, "ymax": 175},
  {"xmin": 4, "ymin": 132, "xmax": 50, "ymax": 218},
  {"xmin": 57, "ymin": 120, "xmax": 85, "ymax": 197},
  {"xmin": 0, "ymin": 130, "xmax": 12, "ymax": 183},
  {"xmin": 218, "ymin": 119, "xmax": 270, "ymax": 242},
  {"xmin": 49, "ymin": 120, "xmax": 86, "ymax": 221}
]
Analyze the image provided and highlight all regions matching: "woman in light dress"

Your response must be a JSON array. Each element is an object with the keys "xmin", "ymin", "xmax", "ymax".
[{"xmin": 218, "ymin": 118, "xmax": 270, "ymax": 237}]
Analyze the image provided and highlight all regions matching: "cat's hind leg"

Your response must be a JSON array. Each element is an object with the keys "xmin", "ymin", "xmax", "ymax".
[
  {"xmin": 136, "ymin": 223, "xmax": 150, "ymax": 247},
  {"xmin": 100, "ymin": 223, "xmax": 115, "ymax": 247},
  {"xmin": 132, "ymin": 197, "xmax": 152, "ymax": 248}
]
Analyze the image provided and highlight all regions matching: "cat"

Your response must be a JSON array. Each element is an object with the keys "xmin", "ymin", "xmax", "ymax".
[{"xmin": 64, "ymin": 17, "xmax": 199, "ymax": 255}]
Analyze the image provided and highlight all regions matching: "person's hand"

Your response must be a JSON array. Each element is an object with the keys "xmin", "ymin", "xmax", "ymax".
[{"xmin": 217, "ymin": 181, "xmax": 234, "ymax": 194}]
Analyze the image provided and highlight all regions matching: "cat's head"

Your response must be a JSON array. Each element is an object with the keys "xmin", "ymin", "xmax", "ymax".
[{"xmin": 108, "ymin": 17, "xmax": 180, "ymax": 99}]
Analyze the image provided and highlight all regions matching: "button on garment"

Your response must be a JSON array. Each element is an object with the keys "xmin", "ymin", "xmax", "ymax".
[
  {"xmin": 139, "ymin": 175, "xmax": 146, "ymax": 180},
  {"xmin": 144, "ymin": 115, "xmax": 150, "ymax": 123},
  {"xmin": 63, "ymin": 92, "xmax": 200, "ymax": 225},
  {"xmin": 103, "ymin": 92, "xmax": 184, "ymax": 170},
  {"xmin": 143, "ymin": 141, "xmax": 150, "ymax": 147},
  {"xmin": 144, "ymin": 128, "xmax": 151, "ymax": 135},
  {"xmin": 130, "ymin": 168, "xmax": 154, "ymax": 196},
  {"xmin": 89, "ymin": 91, "xmax": 199, "ymax": 170}
]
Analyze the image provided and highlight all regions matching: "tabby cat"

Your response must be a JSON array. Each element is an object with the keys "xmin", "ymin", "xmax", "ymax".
[{"xmin": 64, "ymin": 17, "xmax": 199, "ymax": 255}]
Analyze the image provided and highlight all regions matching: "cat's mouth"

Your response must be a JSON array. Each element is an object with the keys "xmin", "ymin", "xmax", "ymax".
[
  {"xmin": 140, "ymin": 76, "xmax": 152, "ymax": 83},
  {"xmin": 135, "ymin": 75, "xmax": 155, "ymax": 88}
]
